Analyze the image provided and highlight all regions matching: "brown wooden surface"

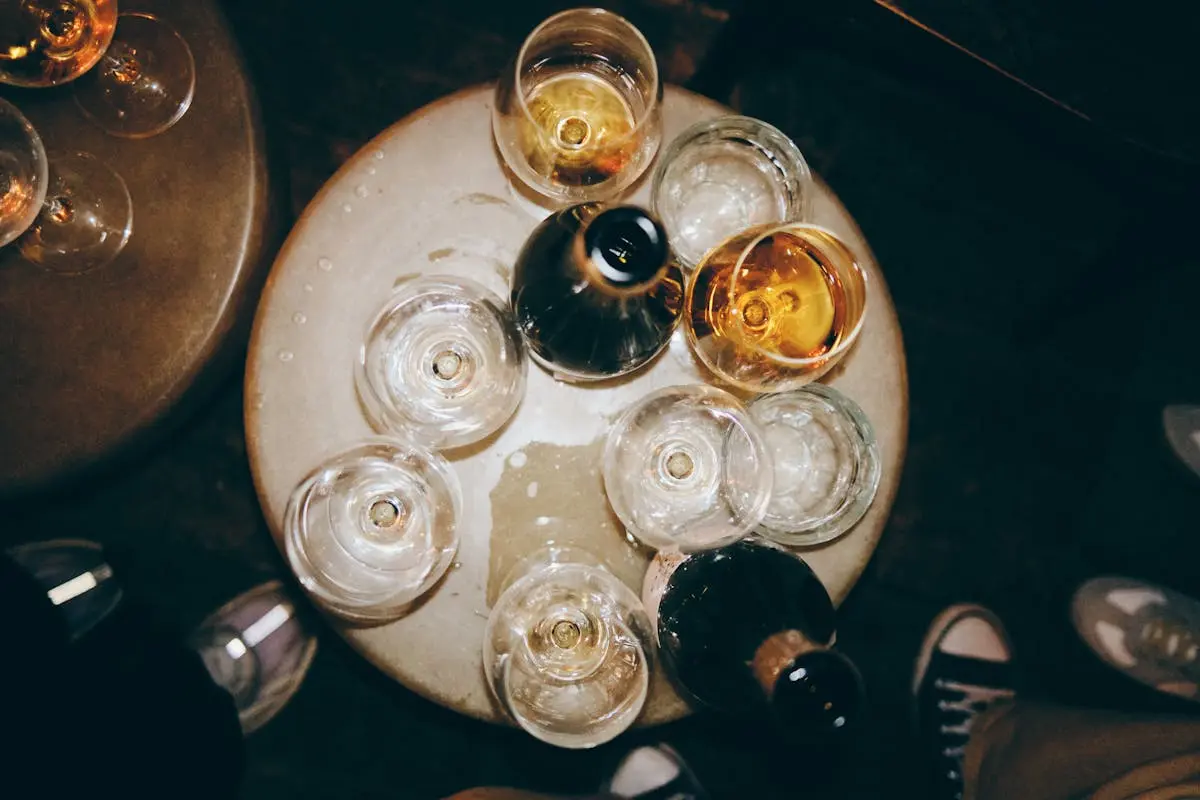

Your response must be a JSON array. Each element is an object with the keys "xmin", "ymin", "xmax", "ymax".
[{"xmin": 0, "ymin": 0, "xmax": 279, "ymax": 495}]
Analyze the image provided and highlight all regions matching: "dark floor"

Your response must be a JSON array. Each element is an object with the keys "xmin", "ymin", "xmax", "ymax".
[{"xmin": 3, "ymin": 0, "xmax": 1200, "ymax": 797}]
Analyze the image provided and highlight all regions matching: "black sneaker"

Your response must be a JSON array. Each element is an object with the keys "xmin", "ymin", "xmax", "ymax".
[{"xmin": 913, "ymin": 604, "xmax": 1016, "ymax": 800}]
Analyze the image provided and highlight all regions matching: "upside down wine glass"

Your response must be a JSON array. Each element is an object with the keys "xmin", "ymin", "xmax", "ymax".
[
  {"xmin": 493, "ymin": 7, "xmax": 662, "ymax": 208},
  {"xmin": 685, "ymin": 223, "xmax": 868, "ymax": 393},
  {"xmin": 284, "ymin": 439, "xmax": 461, "ymax": 624},
  {"xmin": 484, "ymin": 547, "xmax": 652, "ymax": 748}
]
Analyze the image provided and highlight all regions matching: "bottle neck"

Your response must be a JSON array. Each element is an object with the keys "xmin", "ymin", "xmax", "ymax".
[
  {"xmin": 572, "ymin": 204, "xmax": 669, "ymax": 295},
  {"xmin": 751, "ymin": 628, "xmax": 823, "ymax": 699}
]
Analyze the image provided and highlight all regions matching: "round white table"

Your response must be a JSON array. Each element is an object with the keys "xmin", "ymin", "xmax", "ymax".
[{"xmin": 245, "ymin": 84, "xmax": 909, "ymax": 725}]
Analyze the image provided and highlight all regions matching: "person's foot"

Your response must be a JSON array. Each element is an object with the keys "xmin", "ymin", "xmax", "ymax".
[
  {"xmin": 913, "ymin": 604, "xmax": 1016, "ymax": 800},
  {"xmin": 602, "ymin": 744, "xmax": 709, "ymax": 800},
  {"xmin": 1072, "ymin": 576, "xmax": 1200, "ymax": 703}
]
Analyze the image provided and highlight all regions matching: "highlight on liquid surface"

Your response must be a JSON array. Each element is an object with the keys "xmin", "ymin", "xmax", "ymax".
[
  {"xmin": 686, "ymin": 226, "xmax": 866, "ymax": 392},
  {"xmin": 520, "ymin": 64, "xmax": 639, "ymax": 187},
  {"xmin": 0, "ymin": 0, "xmax": 117, "ymax": 87}
]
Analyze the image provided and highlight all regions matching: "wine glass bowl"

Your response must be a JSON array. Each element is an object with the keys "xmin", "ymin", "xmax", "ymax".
[
  {"xmin": 652, "ymin": 116, "xmax": 813, "ymax": 271},
  {"xmin": 356, "ymin": 275, "xmax": 527, "ymax": 450},
  {"xmin": 74, "ymin": 12, "xmax": 196, "ymax": 139},
  {"xmin": 603, "ymin": 385, "xmax": 773, "ymax": 552},
  {"xmin": 0, "ymin": 0, "xmax": 117, "ymax": 88},
  {"xmin": 484, "ymin": 550, "xmax": 652, "ymax": 748},
  {"xmin": 493, "ymin": 7, "xmax": 662, "ymax": 207},
  {"xmin": 190, "ymin": 580, "xmax": 318, "ymax": 734},
  {"xmin": 284, "ymin": 439, "xmax": 461, "ymax": 624},
  {"xmin": 0, "ymin": 98, "xmax": 49, "ymax": 248},
  {"xmin": 685, "ymin": 223, "xmax": 868, "ymax": 393},
  {"xmin": 18, "ymin": 151, "xmax": 132, "ymax": 274},
  {"xmin": 750, "ymin": 386, "xmax": 880, "ymax": 546}
]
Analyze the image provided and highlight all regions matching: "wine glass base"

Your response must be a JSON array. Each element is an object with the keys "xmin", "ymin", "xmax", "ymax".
[
  {"xmin": 18, "ymin": 152, "xmax": 131, "ymax": 275},
  {"xmin": 74, "ymin": 13, "xmax": 196, "ymax": 139}
]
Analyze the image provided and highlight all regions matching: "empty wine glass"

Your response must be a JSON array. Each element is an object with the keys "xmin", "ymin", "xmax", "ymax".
[
  {"xmin": 652, "ymin": 116, "xmax": 812, "ymax": 271},
  {"xmin": 750, "ymin": 386, "xmax": 880, "ymax": 546},
  {"xmin": 74, "ymin": 11, "xmax": 196, "ymax": 139},
  {"xmin": 0, "ymin": 98, "xmax": 48, "ymax": 248},
  {"xmin": 685, "ymin": 223, "xmax": 868, "ymax": 393},
  {"xmin": 603, "ymin": 385, "xmax": 773, "ymax": 552},
  {"xmin": 493, "ymin": 7, "xmax": 662, "ymax": 207},
  {"xmin": 284, "ymin": 439, "xmax": 461, "ymax": 624},
  {"xmin": 18, "ymin": 150, "xmax": 132, "ymax": 274},
  {"xmin": 190, "ymin": 580, "xmax": 318, "ymax": 734},
  {"xmin": 0, "ymin": 0, "xmax": 117, "ymax": 88},
  {"xmin": 6, "ymin": 538, "xmax": 122, "ymax": 641},
  {"xmin": 356, "ymin": 275, "xmax": 527, "ymax": 450},
  {"xmin": 484, "ymin": 546, "xmax": 651, "ymax": 748}
]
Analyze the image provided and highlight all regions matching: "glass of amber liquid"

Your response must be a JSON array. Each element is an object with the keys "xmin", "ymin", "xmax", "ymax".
[
  {"xmin": 685, "ymin": 224, "xmax": 868, "ymax": 393},
  {"xmin": 492, "ymin": 8, "xmax": 662, "ymax": 207}
]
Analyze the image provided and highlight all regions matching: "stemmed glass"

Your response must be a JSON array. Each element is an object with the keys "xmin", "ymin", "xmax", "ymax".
[
  {"xmin": 5, "ymin": 538, "xmax": 122, "ymax": 641},
  {"xmin": 190, "ymin": 581, "xmax": 318, "ymax": 734},
  {"xmin": 484, "ymin": 547, "xmax": 652, "ymax": 748},
  {"xmin": 0, "ymin": 97, "xmax": 131, "ymax": 274},
  {"xmin": 493, "ymin": 7, "xmax": 662, "ymax": 208},
  {"xmin": 685, "ymin": 223, "xmax": 868, "ymax": 393},
  {"xmin": 356, "ymin": 275, "xmax": 527, "ymax": 450},
  {"xmin": 749, "ymin": 386, "xmax": 880, "ymax": 547},
  {"xmin": 603, "ymin": 385, "xmax": 773, "ymax": 552},
  {"xmin": 284, "ymin": 439, "xmax": 461, "ymax": 624}
]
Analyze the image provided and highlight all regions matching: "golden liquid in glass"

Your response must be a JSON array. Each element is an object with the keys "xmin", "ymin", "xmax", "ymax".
[{"xmin": 0, "ymin": 0, "xmax": 117, "ymax": 87}]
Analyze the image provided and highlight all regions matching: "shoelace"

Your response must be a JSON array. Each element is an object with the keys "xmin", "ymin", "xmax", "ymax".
[
  {"xmin": 933, "ymin": 677, "xmax": 1015, "ymax": 799},
  {"xmin": 1140, "ymin": 618, "xmax": 1200, "ymax": 677}
]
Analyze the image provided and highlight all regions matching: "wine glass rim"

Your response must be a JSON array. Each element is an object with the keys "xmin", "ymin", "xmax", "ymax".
[
  {"xmin": 0, "ymin": 98, "xmax": 49, "ymax": 246},
  {"xmin": 725, "ymin": 222, "xmax": 869, "ymax": 367},
  {"xmin": 513, "ymin": 7, "xmax": 661, "ymax": 141}
]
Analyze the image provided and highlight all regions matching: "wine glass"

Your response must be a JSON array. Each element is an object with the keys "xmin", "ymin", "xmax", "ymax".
[
  {"xmin": 603, "ymin": 385, "xmax": 773, "ymax": 552},
  {"xmin": 652, "ymin": 116, "xmax": 813, "ymax": 272},
  {"xmin": 284, "ymin": 438, "xmax": 461, "ymax": 624},
  {"xmin": 749, "ymin": 386, "xmax": 881, "ymax": 547},
  {"xmin": 0, "ymin": 0, "xmax": 117, "ymax": 88},
  {"xmin": 0, "ymin": 98, "xmax": 48, "ymax": 248},
  {"xmin": 5, "ymin": 538, "xmax": 122, "ymax": 641},
  {"xmin": 685, "ymin": 223, "xmax": 868, "ymax": 393},
  {"xmin": 493, "ymin": 7, "xmax": 662, "ymax": 208},
  {"xmin": 190, "ymin": 580, "xmax": 318, "ymax": 734},
  {"xmin": 484, "ymin": 547, "xmax": 651, "ymax": 748},
  {"xmin": 356, "ymin": 275, "xmax": 527, "ymax": 450},
  {"xmin": 74, "ymin": 11, "xmax": 196, "ymax": 139}
]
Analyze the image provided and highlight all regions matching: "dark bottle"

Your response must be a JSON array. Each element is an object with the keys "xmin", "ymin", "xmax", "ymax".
[
  {"xmin": 643, "ymin": 538, "xmax": 864, "ymax": 746},
  {"xmin": 510, "ymin": 203, "xmax": 683, "ymax": 381}
]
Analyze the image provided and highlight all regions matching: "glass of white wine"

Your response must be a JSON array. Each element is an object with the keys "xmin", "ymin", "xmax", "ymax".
[
  {"xmin": 493, "ymin": 7, "xmax": 662, "ymax": 208},
  {"xmin": 685, "ymin": 223, "xmax": 869, "ymax": 393},
  {"xmin": 0, "ymin": 98, "xmax": 132, "ymax": 274},
  {"xmin": 484, "ymin": 546, "xmax": 652, "ymax": 748}
]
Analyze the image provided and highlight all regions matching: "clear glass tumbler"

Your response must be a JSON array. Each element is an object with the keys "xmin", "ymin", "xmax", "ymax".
[
  {"xmin": 357, "ymin": 275, "xmax": 527, "ymax": 450},
  {"xmin": 190, "ymin": 580, "xmax": 318, "ymax": 734},
  {"xmin": 284, "ymin": 439, "xmax": 461, "ymax": 623},
  {"xmin": 749, "ymin": 385, "xmax": 880, "ymax": 546},
  {"xmin": 603, "ymin": 385, "xmax": 773, "ymax": 552},
  {"xmin": 484, "ymin": 547, "xmax": 651, "ymax": 748},
  {"xmin": 685, "ymin": 223, "xmax": 868, "ymax": 393},
  {"xmin": 652, "ymin": 115, "xmax": 812, "ymax": 271},
  {"xmin": 493, "ymin": 7, "xmax": 662, "ymax": 207}
]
